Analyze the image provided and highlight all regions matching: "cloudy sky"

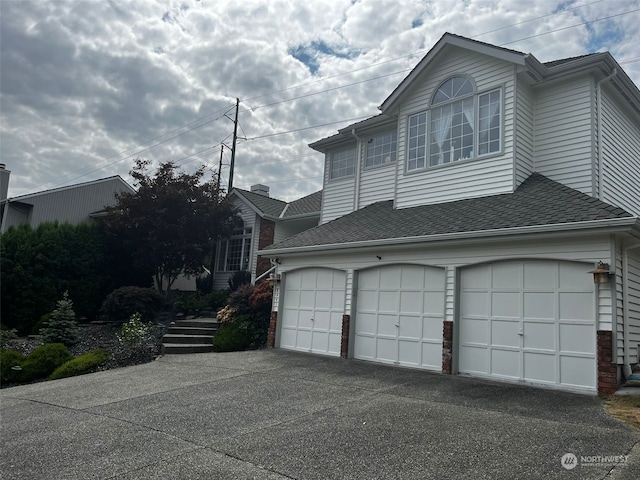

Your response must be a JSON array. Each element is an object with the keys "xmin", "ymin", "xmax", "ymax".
[{"xmin": 1, "ymin": 0, "xmax": 639, "ymax": 201}]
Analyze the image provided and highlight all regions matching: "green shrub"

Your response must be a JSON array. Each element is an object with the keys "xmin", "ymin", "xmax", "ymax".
[
  {"xmin": 228, "ymin": 270, "xmax": 251, "ymax": 292},
  {"xmin": 1, "ymin": 350, "xmax": 26, "ymax": 384},
  {"xmin": 40, "ymin": 292, "xmax": 79, "ymax": 347},
  {"xmin": 21, "ymin": 343, "xmax": 73, "ymax": 382},
  {"xmin": 213, "ymin": 317, "xmax": 252, "ymax": 352},
  {"xmin": 49, "ymin": 349, "xmax": 111, "ymax": 380},
  {"xmin": 173, "ymin": 290, "xmax": 230, "ymax": 316},
  {"xmin": 101, "ymin": 286, "xmax": 163, "ymax": 323},
  {"xmin": 117, "ymin": 312, "xmax": 155, "ymax": 348}
]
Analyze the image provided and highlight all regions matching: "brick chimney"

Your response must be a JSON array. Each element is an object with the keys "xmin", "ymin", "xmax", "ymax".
[{"xmin": 250, "ymin": 184, "xmax": 270, "ymax": 197}]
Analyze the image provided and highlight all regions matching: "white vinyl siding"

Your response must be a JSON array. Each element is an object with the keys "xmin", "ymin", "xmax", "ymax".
[
  {"xmin": 627, "ymin": 252, "xmax": 640, "ymax": 364},
  {"xmin": 321, "ymin": 179, "xmax": 355, "ymax": 224},
  {"xmin": 514, "ymin": 76, "xmax": 534, "ymax": 186},
  {"xmin": 395, "ymin": 51, "xmax": 515, "ymax": 208},
  {"xmin": 273, "ymin": 217, "xmax": 319, "ymax": 244},
  {"xmin": 600, "ymin": 87, "xmax": 640, "ymax": 216},
  {"xmin": 358, "ymin": 164, "xmax": 395, "ymax": 209},
  {"xmin": 533, "ymin": 76, "xmax": 594, "ymax": 194}
]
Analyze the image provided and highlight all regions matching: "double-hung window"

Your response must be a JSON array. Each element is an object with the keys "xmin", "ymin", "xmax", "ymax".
[
  {"xmin": 365, "ymin": 131, "xmax": 397, "ymax": 168},
  {"xmin": 330, "ymin": 147, "xmax": 356, "ymax": 180},
  {"xmin": 407, "ymin": 76, "xmax": 501, "ymax": 172},
  {"xmin": 217, "ymin": 227, "xmax": 252, "ymax": 272}
]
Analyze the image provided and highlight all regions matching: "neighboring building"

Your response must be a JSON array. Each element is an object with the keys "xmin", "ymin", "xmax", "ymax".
[
  {"xmin": 0, "ymin": 169, "xmax": 135, "ymax": 233},
  {"xmin": 260, "ymin": 33, "xmax": 640, "ymax": 396},
  {"xmin": 213, "ymin": 184, "xmax": 321, "ymax": 290}
]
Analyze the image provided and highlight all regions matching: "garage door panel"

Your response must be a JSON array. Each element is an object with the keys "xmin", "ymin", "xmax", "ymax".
[
  {"xmin": 524, "ymin": 352, "xmax": 556, "ymax": 383},
  {"xmin": 358, "ymin": 290, "xmax": 379, "ymax": 311},
  {"xmin": 492, "ymin": 263, "xmax": 522, "ymax": 289},
  {"xmin": 461, "ymin": 292, "xmax": 489, "ymax": 317},
  {"xmin": 524, "ymin": 322, "xmax": 555, "ymax": 350},
  {"xmin": 423, "ymin": 317, "xmax": 443, "ymax": 340},
  {"xmin": 461, "ymin": 265, "xmax": 490, "ymax": 289},
  {"xmin": 559, "ymin": 293, "xmax": 593, "ymax": 320},
  {"xmin": 400, "ymin": 291, "xmax": 422, "ymax": 314},
  {"xmin": 398, "ymin": 340, "xmax": 420, "ymax": 366},
  {"xmin": 399, "ymin": 315, "xmax": 421, "ymax": 339},
  {"xmin": 560, "ymin": 356, "xmax": 596, "ymax": 388},
  {"xmin": 559, "ymin": 324, "xmax": 595, "ymax": 353},
  {"xmin": 279, "ymin": 268, "xmax": 345, "ymax": 357},
  {"xmin": 492, "ymin": 292, "xmax": 520, "ymax": 318},
  {"xmin": 401, "ymin": 266, "xmax": 426, "ymax": 289},
  {"xmin": 524, "ymin": 292, "xmax": 555, "ymax": 320},
  {"xmin": 424, "ymin": 292, "xmax": 445, "ymax": 315},
  {"xmin": 460, "ymin": 260, "xmax": 596, "ymax": 392},
  {"xmin": 376, "ymin": 338, "xmax": 396, "ymax": 362},
  {"xmin": 491, "ymin": 349, "xmax": 520, "ymax": 378},
  {"xmin": 459, "ymin": 346, "xmax": 488, "ymax": 374},
  {"xmin": 379, "ymin": 291, "xmax": 399, "ymax": 311},
  {"xmin": 524, "ymin": 263, "xmax": 557, "ymax": 289},
  {"xmin": 422, "ymin": 342, "xmax": 442, "ymax": 368},
  {"xmin": 380, "ymin": 268, "xmax": 401, "ymax": 289},
  {"xmin": 328, "ymin": 333, "xmax": 341, "ymax": 355},
  {"xmin": 460, "ymin": 318, "xmax": 488, "ymax": 345},
  {"xmin": 354, "ymin": 335, "xmax": 375, "ymax": 359},
  {"xmin": 378, "ymin": 315, "xmax": 397, "ymax": 336},
  {"xmin": 355, "ymin": 312, "xmax": 376, "ymax": 334},
  {"xmin": 358, "ymin": 270, "xmax": 379, "ymax": 289},
  {"xmin": 491, "ymin": 319, "xmax": 520, "ymax": 347}
]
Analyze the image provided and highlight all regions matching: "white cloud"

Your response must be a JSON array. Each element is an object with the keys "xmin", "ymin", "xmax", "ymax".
[{"xmin": 1, "ymin": 0, "xmax": 639, "ymax": 202}]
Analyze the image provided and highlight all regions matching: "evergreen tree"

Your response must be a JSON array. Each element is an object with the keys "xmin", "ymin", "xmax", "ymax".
[{"xmin": 41, "ymin": 292, "xmax": 79, "ymax": 347}]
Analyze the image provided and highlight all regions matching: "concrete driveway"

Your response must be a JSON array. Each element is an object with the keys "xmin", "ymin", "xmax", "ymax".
[{"xmin": 1, "ymin": 350, "xmax": 638, "ymax": 479}]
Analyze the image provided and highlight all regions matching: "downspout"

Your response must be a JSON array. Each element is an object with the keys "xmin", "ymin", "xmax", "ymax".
[
  {"xmin": 351, "ymin": 128, "xmax": 363, "ymax": 211},
  {"xmin": 622, "ymin": 242, "xmax": 640, "ymax": 378},
  {"xmin": 596, "ymin": 68, "xmax": 617, "ymax": 199}
]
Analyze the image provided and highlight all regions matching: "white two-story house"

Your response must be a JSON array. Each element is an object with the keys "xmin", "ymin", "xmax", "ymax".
[{"xmin": 260, "ymin": 33, "xmax": 640, "ymax": 395}]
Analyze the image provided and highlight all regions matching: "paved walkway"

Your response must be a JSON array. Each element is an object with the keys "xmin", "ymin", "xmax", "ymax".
[{"xmin": 1, "ymin": 350, "xmax": 639, "ymax": 479}]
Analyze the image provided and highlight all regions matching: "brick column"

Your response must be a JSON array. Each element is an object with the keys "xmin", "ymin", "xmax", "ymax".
[
  {"xmin": 442, "ymin": 320, "xmax": 453, "ymax": 374},
  {"xmin": 256, "ymin": 219, "xmax": 275, "ymax": 278},
  {"xmin": 340, "ymin": 315, "xmax": 350, "ymax": 359},
  {"xmin": 267, "ymin": 311, "xmax": 278, "ymax": 348},
  {"xmin": 597, "ymin": 330, "xmax": 618, "ymax": 396}
]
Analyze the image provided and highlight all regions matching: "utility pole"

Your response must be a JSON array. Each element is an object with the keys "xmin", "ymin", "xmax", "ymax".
[
  {"xmin": 217, "ymin": 144, "xmax": 224, "ymax": 189},
  {"xmin": 228, "ymin": 97, "xmax": 239, "ymax": 191}
]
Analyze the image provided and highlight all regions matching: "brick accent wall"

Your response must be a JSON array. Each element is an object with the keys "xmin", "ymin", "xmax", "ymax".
[
  {"xmin": 442, "ymin": 320, "xmax": 453, "ymax": 374},
  {"xmin": 341, "ymin": 315, "xmax": 350, "ymax": 359},
  {"xmin": 256, "ymin": 219, "xmax": 275, "ymax": 278},
  {"xmin": 267, "ymin": 311, "xmax": 278, "ymax": 348},
  {"xmin": 597, "ymin": 330, "xmax": 618, "ymax": 396}
]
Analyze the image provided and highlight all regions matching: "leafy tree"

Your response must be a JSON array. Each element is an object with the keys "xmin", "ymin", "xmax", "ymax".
[{"xmin": 102, "ymin": 158, "xmax": 238, "ymax": 298}]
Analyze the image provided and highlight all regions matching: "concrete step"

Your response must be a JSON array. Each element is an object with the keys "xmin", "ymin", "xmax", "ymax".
[
  {"xmin": 162, "ymin": 343, "xmax": 215, "ymax": 354},
  {"xmin": 173, "ymin": 318, "xmax": 220, "ymax": 329},
  {"xmin": 162, "ymin": 333, "xmax": 213, "ymax": 345},
  {"xmin": 167, "ymin": 326, "xmax": 218, "ymax": 336}
]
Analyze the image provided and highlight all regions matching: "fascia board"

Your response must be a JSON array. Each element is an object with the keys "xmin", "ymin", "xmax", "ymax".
[
  {"xmin": 259, "ymin": 217, "xmax": 639, "ymax": 257},
  {"xmin": 230, "ymin": 190, "xmax": 270, "ymax": 219}
]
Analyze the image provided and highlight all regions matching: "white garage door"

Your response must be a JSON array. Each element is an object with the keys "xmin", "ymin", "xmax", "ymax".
[
  {"xmin": 354, "ymin": 265, "xmax": 445, "ymax": 370},
  {"xmin": 279, "ymin": 268, "xmax": 346, "ymax": 356},
  {"xmin": 459, "ymin": 260, "xmax": 596, "ymax": 391}
]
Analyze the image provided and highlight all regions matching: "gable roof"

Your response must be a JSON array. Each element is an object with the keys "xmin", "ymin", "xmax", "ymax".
[
  {"xmin": 261, "ymin": 174, "xmax": 637, "ymax": 254},
  {"xmin": 232, "ymin": 188, "xmax": 321, "ymax": 220},
  {"xmin": 2, "ymin": 175, "xmax": 134, "ymax": 203}
]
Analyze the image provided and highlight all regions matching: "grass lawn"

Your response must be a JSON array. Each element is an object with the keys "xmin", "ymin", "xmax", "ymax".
[{"xmin": 605, "ymin": 395, "xmax": 640, "ymax": 430}]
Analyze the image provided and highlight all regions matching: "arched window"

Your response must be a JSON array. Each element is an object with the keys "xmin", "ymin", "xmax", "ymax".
[{"xmin": 406, "ymin": 75, "xmax": 502, "ymax": 171}]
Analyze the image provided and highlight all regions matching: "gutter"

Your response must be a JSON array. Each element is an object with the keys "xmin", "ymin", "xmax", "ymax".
[
  {"xmin": 351, "ymin": 128, "xmax": 363, "ymax": 211},
  {"xmin": 259, "ymin": 217, "xmax": 639, "ymax": 256},
  {"xmin": 597, "ymin": 68, "xmax": 618, "ymax": 199},
  {"xmin": 622, "ymin": 241, "xmax": 640, "ymax": 377}
]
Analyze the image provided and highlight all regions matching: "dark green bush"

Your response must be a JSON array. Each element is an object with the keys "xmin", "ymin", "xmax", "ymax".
[
  {"xmin": 1, "ymin": 350, "xmax": 26, "ymax": 384},
  {"xmin": 49, "ymin": 349, "xmax": 111, "ymax": 380},
  {"xmin": 173, "ymin": 290, "xmax": 230, "ymax": 316},
  {"xmin": 21, "ymin": 343, "xmax": 73, "ymax": 382},
  {"xmin": 213, "ymin": 317, "xmax": 252, "ymax": 352},
  {"xmin": 101, "ymin": 286, "xmax": 163, "ymax": 323},
  {"xmin": 228, "ymin": 270, "xmax": 251, "ymax": 292}
]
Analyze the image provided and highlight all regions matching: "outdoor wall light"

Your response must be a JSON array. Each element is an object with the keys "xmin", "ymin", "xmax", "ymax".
[
  {"xmin": 589, "ymin": 261, "xmax": 612, "ymax": 284},
  {"xmin": 268, "ymin": 273, "xmax": 281, "ymax": 285}
]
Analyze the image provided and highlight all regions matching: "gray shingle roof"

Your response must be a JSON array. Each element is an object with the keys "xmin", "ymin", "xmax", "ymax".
[
  {"xmin": 264, "ymin": 173, "xmax": 633, "ymax": 251},
  {"xmin": 284, "ymin": 191, "xmax": 322, "ymax": 217},
  {"xmin": 234, "ymin": 189, "xmax": 321, "ymax": 219}
]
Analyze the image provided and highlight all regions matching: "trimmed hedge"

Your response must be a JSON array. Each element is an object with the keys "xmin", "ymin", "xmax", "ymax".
[
  {"xmin": 49, "ymin": 349, "xmax": 111, "ymax": 380},
  {"xmin": 101, "ymin": 286, "xmax": 163, "ymax": 323},
  {"xmin": 20, "ymin": 343, "xmax": 73, "ymax": 382},
  {"xmin": 213, "ymin": 317, "xmax": 252, "ymax": 352}
]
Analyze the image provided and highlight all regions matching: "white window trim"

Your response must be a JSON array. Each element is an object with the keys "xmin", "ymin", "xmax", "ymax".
[
  {"xmin": 405, "ymin": 77, "xmax": 504, "ymax": 174},
  {"xmin": 216, "ymin": 227, "xmax": 252, "ymax": 272}
]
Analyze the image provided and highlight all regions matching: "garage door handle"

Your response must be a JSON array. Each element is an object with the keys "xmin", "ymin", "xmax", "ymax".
[
  {"xmin": 310, "ymin": 318, "xmax": 314, "ymax": 322},
  {"xmin": 517, "ymin": 330, "xmax": 524, "ymax": 336},
  {"xmin": 395, "ymin": 323, "xmax": 399, "ymax": 328}
]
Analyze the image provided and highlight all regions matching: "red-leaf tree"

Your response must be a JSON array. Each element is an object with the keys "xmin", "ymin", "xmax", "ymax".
[{"xmin": 103, "ymin": 158, "xmax": 239, "ymax": 297}]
